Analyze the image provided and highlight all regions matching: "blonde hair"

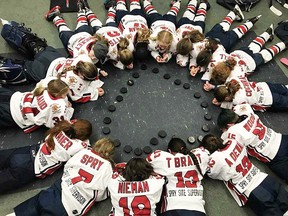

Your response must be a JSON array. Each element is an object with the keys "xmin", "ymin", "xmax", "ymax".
[
  {"xmin": 118, "ymin": 37, "xmax": 133, "ymax": 66},
  {"xmin": 177, "ymin": 30, "xmax": 205, "ymax": 55},
  {"xmin": 211, "ymin": 58, "xmax": 237, "ymax": 85},
  {"xmin": 150, "ymin": 30, "xmax": 173, "ymax": 51},
  {"xmin": 136, "ymin": 27, "xmax": 151, "ymax": 43},
  {"xmin": 34, "ymin": 79, "xmax": 69, "ymax": 98},
  {"xmin": 59, "ymin": 61, "xmax": 98, "ymax": 81},
  {"xmin": 92, "ymin": 138, "xmax": 115, "ymax": 165}
]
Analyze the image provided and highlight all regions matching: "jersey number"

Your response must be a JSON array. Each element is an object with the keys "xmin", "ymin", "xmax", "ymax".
[
  {"xmin": 71, "ymin": 168, "xmax": 94, "ymax": 184},
  {"xmin": 174, "ymin": 170, "xmax": 199, "ymax": 188},
  {"xmin": 119, "ymin": 195, "xmax": 151, "ymax": 216},
  {"xmin": 252, "ymin": 119, "xmax": 266, "ymax": 140},
  {"xmin": 235, "ymin": 156, "xmax": 252, "ymax": 177}
]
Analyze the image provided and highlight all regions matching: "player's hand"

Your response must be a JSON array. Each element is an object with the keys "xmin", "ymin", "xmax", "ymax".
[
  {"xmin": 100, "ymin": 70, "xmax": 108, "ymax": 77},
  {"xmin": 212, "ymin": 98, "xmax": 221, "ymax": 106},
  {"xmin": 98, "ymin": 87, "xmax": 105, "ymax": 96},
  {"xmin": 177, "ymin": 60, "xmax": 184, "ymax": 67},
  {"xmin": 203, "ymin": 81, "xmax": 215, "ymax": 92},
  {"xmin": 126, "ymin": 63, "xmax": 134, "ymax": 69},
  {"xmin": 190, "ymin": 66, "xmax": 200, "ymax": 77},
  {"xmin": 67, "ymin": 101, "xmax": 72, "ymax": 107}
]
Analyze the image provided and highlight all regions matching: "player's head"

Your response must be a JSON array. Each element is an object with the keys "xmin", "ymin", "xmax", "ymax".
[
  {"xmin": 167, "ymin": 137, "xmax": 187, "ymax": 153},
  {"xmin": 34, "ymin": 78, "xmax": 69, "ymax": 98},
  {"xmin": 177, "ymin": 30, "xmax": 204, "ymax": 55},
  {"xmin": 217, "ymin": 108, "xmax": 239, "ymax": 131},
  {"xmin": 92, "ymin": 138, "xmax": 115, "ymax": 162},
  {"xmin": 123, "ymin": 158, "xmax": 154, "ymax": 181},
  {"xmin": 214, "ymin": 80, "xmax": 241, "ymax": 102},
  {"xmin": 76, "ymin": 61, "xmax": 99, "ymax": 81},
  {"xmin": 201, "ymin": 134, "xmax": 225, "ymax": 154},
  {"xmin": 211, "ymin": 58, "xmax": 237, "ymax": 85},
  {"xmin": 156, "ymin": 30, "xmax": 173, "ymax": 52},
  {"xmin": 71, "ymin": 119, "xmax": 93, "ymax": 140},
  {"xmin": 134, "ymin": 28, "xmax": 151, "ymax": 60},
  {"xmin": 118, "ymin": 37, "xmax": 134, "ymax": 69},
  {"xmin": 92, "ymin": 40, "xmax": 109, "ymax": 64},
  {"xmin": 196, "ymin": 38, "xmax": 220, "ymax": 67}
]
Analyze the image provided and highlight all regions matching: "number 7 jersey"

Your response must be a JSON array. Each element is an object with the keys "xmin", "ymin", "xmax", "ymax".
[{"xmin": 61, "ymin": 148, "xmax": 113, "ymax": 216}]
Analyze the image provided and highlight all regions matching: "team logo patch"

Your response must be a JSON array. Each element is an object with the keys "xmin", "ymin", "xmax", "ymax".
[
  {"xmin": 51, "ymin": 104, "xmax": 61, "ymax": 114},
  {"xmin": 68, "ymin": 76, "xmax": 77, "ymax": 86}
]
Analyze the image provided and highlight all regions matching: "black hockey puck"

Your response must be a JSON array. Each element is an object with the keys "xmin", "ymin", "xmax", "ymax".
[
  {"xmin": 134, "ymin": 147, "xmax": 143, "ymax": 156},
  {"xmin": 198, "ymin": 135, "xmax": 203, "ymax": 143},
  {"xmin": 150, "ymin": 137, "xmax": 159, "ymax": 145},
  {"xmin": 163, "ymin": 73, "xmax": 171, "ymax": 79},
  {"xmin": 194, "ymin": 92, "xmax": 201, "ymax": 99},
  {"xmin": 204, "ymin": 113, "xmax": 212, "ymax": 121},
  {"xmin": 201, "ymin": 101, "xmax": 209, "ymax": 108},
  {"xmin": 183, "ymin": 83, "xmax": 190, "ymax": 89},
  {"xmin": 202, "ymin": 125, "xmax": 210, "ymax": 132},
  {"xmin": 120, "ymin": 87, "xmax": 127, "ymax": 94},
  {"xmin": 143, "ymin": 146, "xmax": 152, "ymax": 154},
  {"xmin": 152, "ymin": 68, "xmax": 159, "ymax": 74},
  {"xmin": 103, "ymin": 117, "xmax": 111, "ymax": 124},
  {"xmin": 158, "ymin": 130, "xmax": 167, "ymax": 138},
  {"xmin": 127, "ymin": 80, "xmax": 134, "ymax": 86},
  {"xmin": 132, "ymin": 72, "xmax": 140, "ymax": 78},
  {"xmin": 116, "ymin": 95, "xmax": 123, "ymax": 102},
  {"xmin": 108, "ymin": 105, "xmax": 116, "ymax": 112},
  {"xmin": 124, "ymin": 145, "xmax": 133, "ymax": 153},
  {"xmin": 102, "ymin": 127, "xmax": 111, "ymax": 135},
  {"xmin": 141, "ymin": 64, "xmax": 147, "ymax": 70},
  {"xmin": 174, "ymin": 79, "xmax": 181, "ymax": 85},
  {"xmin": 187, "ymin": 136, "xmax": 196, "ymax": 144},
  {"xmin": 114, "ymin": 139, "xmax": 121, "ymax": 147}
]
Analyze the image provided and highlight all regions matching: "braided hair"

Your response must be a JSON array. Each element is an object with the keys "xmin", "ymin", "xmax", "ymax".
[{"xmin": 168, "ymin": 137, "xmax": 203, "ymax": 176}]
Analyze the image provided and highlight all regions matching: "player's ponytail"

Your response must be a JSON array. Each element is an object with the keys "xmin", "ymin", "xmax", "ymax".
[
  {"xmin": 92, "ymin": 138, "xmax": 115, "ymax": 167},
  {"xmin": 177, "ymin": 30, "xmax": 205, "ymax": 56},
  {"xmin": 57, "ymin": 66, "xmax": 77, "ymax": 79},
  {"xmin": 123, "ymin": 158, "xmax": 154, "ymax": 181},
  {"xmin": 47, "ymin": 79, "xmax": 69, "ymax": 98},
  {"xmin": 201, "ymin": 134, "xmax": 225, "ymax": 154},
  {"xmin": 117, "ymin": 37, "xmax": 133, "ymax": 66},
  {"xmin": 168, "ymin": 137, "xmax": 203, "ymax": 177},
  {"xmin": 45, "ymin": 120, "xmax": 74, "ymax": 151},
  {"xmin": 214, "ymin": 79, "xmax": 241, "ymax": 102}
]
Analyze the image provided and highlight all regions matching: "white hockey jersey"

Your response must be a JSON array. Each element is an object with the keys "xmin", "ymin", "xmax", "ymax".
[
  {"xmin": 96, "ymin": 26, "xmax": 134, "ymax": 70},
  {"xmin": 108, "ymin": 173, "xmax": 165, "ymax": 216},
  {"xmin": 47, "ymin": 54, "xmax": 104, "ymax": 102},
  {"xmin": 175, "ymin": 24, "xmax": 204, "ymax": 67},
  {"xmin": 207, "ymin": 139, "xmax": 267, "ymax": 206},
  {"xmin": 10, "ymin": 77, "xmax": 74, "ymax": 133},
  {"xmin": 147, "ymin": 147, "xmax": 210, "ymax": 213},
  {"xmin": 67, "ymin": 32, "xmax": 96, "ymax": 60},
  {"xmin": 220, "ymin": 77, "xmax": 273, "ymax": 111},
  {"xmin": 221, "ymin": 104, "xmax": 282, "ymax": 163},
  {"xmin": 61, "ymin": 148, "xmax": 113, "ymax": 216},
  {"xmin": 148, "ymin": 20, "xmax": 177, "ymax": 62},
  {"xmin": 118, "ymin": 14, "xmax": 148, "ymax": 46},
  {"xmin": 34, "ymin": 131, "xmax": 90, "ymax": 178}
]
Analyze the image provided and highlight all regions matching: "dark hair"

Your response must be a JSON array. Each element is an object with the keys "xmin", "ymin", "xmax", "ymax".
[
  {"xmin": 196, "ymin": 38, "xmax": 220, "ymax": 67},
  {"xmin": 168, "ymin": 137, "xmax": 203, "ymax": 176},
  {"xmin": 201, "ymin": 134, "xmax": 225, "ymax": 154},
  {"xmin": 123, "ymin": 158, "xmax": 154, "ymax": 181},
  {"xmin": 217, "ymin": 109, "xmax": 247, "ymax": 130},
  {"xmin": 45, "ymin": 119, "xmax": 92, "ymax": 151}
]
